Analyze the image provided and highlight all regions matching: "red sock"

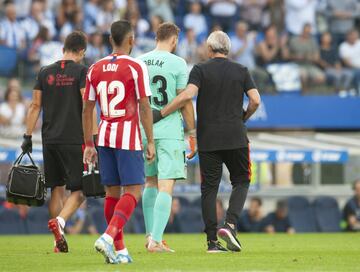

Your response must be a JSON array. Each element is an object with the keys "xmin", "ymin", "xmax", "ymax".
[
  {"xmin": 104, "ymin": 197, "xmax": 125, "ymax": 250},
  {"xmin": 105, "ymin": 193, "xmax": 137, "ymax": 240}
]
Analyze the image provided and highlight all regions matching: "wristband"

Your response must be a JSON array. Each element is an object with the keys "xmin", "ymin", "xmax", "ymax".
[
  {"xmin": 188, "ymin": 129, "xmax": 196, "ymax": 136},
  {"xmin": 85, "ymin": 140, "xmax": 94, "ymax": 147}
]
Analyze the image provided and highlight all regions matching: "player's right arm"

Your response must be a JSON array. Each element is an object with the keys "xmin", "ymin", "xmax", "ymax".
[{"xmin": 82, "ymin": 66, "xmax": 97, "ymax": 164}]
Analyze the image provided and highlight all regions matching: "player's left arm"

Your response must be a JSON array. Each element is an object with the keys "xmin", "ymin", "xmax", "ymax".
[{"xmin": 243, "ymin": 68, "xmax": 261, "ymax": 122}]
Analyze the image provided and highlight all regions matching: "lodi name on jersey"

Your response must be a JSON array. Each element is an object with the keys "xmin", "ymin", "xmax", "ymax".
[{"xmin": 103, "ymin": 63, "xmax": 119, "ymax": 72}]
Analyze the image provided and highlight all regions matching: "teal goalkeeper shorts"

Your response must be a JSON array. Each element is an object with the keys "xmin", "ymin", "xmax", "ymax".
[{"xmin": 143, "ymin": 139, "xmax": 186, "ymax": 180}]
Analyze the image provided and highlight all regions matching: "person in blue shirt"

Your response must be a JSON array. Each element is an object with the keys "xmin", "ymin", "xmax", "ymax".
[
  {"xmin": 264, "ymin": 200, "xmax": 295, "ymax": 234},
  {"xmin": 343, "ymin": 179, "xmax": 360, "ymax": 231},
  {"xmin": 237, "ymin": 197, "xmax": 265, "ymax": 232}
]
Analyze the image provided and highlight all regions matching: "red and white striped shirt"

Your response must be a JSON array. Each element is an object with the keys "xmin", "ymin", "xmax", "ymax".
[{"xmin": 84, "ymin": 54, "xmax": 152, "ymax": 150}]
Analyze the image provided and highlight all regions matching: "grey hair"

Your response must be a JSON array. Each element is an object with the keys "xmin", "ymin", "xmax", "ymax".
[{"xmin": 206, "ymin": 31, "xmax": 231, "ymax": 55}]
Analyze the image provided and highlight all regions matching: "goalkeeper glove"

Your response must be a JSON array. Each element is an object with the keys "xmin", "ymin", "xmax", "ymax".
[
  {"xmin": 21, "ymin": 134, "xmax": 32, "ymax": 153},
  {"xmin": 186, "ymin": 130, "xmax": 197, "ymax": 160},
  {"xmin": 152, "ymin": 109, "xmax": 163, "ymax": 124}
]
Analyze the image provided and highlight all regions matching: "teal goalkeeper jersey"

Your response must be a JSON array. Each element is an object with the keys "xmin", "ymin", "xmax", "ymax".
[{"xmin": 138, "ymin": 50, "xmax": 188, "ymax": 140}]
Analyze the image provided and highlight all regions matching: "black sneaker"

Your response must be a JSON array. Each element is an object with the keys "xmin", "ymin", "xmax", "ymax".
[
  {"xmin": 207, "ymin": 240, "xmax": 228, "ymax": 253},
  {"xmin": 217, "ymin": 223, "xmax": 242, "ymax": 252}
]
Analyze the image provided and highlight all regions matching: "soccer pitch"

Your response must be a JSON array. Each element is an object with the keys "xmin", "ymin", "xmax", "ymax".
[{"xmin": 0, "ymin": 234, "xmax": 359, "ymax": 272}]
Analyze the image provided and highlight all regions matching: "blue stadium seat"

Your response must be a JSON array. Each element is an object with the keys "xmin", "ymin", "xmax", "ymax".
[
  {"xmin": 287, "ymin": 196, "xmax": 318, "ymax": 232},
  {"xmin": 0, "ymin": 209, "xmax": 27, "ymax": 234},
  {"xmin": 125, "ymin": 207, "xmax": 145, "ymax": 234},
  {"xmin": 313, "ymin": 196, "xmax": 341, "ymax": 232},
  {"xmin": 90, "ymin": 207, "xmax": 107, "ymax": 233},
  {"xmin": 179, "ymin": 207, "xmax": 203, "ymax": 233},
  {"xmin": 192, "ymin": 197, "xmax": 202, "ymax": 209},
  {"xmin": 0, "ymin": 46, "xmax": 17, "ymax": 77},
  {"xmin": 26, "ymin": 207, "xmax": 49, "ymax": 234}
]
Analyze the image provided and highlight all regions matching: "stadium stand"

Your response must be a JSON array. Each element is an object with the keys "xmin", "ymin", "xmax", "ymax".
[
  {"xmin": 288, "ymin": 196, "xmax": 318, "ymax": 233},
  {"xmin": 26, "ymin": 207, "xmax": 50, "ymax": 234},
  {"xmin": 0, "ymin": 208, "xmax": 27, "ymax": 234},
  {"xmin": 179, "ymin": 207, "xmax": 203, "ymax": 233},
  {"xmin": 314, "ymin": 196, "xmax": 341, "ymax": 232}
]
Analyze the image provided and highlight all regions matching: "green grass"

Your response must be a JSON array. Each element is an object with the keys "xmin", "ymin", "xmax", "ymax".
[{"xmin": 0, "ymin": 233, "xmax": 359, "ymax": 272}]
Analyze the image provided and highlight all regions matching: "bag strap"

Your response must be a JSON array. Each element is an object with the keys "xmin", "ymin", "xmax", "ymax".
[{"xmin": 14, "ymin": 152, "xmax": 36, "ymax": 166}]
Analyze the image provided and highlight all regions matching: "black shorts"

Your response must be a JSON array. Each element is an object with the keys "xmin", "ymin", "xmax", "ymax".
[
  {"xmin": 198, "ymin": 147, "xmax": 251, "ymax": 185},
  {"xmin": 43, "ymin": 144, "xmax": 83, "ymax": 191}
]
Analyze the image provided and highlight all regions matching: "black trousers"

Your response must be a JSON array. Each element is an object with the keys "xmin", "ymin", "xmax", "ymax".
[{"xmin": 199, "ymin": 147, "xmax": 251, "ymax": 241}]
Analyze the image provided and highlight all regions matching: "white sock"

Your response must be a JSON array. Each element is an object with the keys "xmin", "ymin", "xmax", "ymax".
[
  {"xmin": 102, "ymin": 233, "xmax": 114, "ymax": 244},
  {"xmin": 56, "ymin": 216, "xmax": 65, "ymax": 229},
  {"xmin": 116, "ymin": 248, "xmax": 129, "ymax": 255}
]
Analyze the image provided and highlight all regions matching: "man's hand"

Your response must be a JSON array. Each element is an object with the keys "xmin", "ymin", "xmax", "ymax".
[
  {"xmin": 83, "ymin": 145, "xmax": 97, "ymax": 165},
  {"xmin": 152, "ymin": 109, "xmax": 163, "ymax": 124},
  {"xmin": 146, "ymin": 141, "xmax": 155, "ymax": 163},
  {"xmin": 186, "ymin": 130, "xmax": 197, "ymax": 160},
  {"xmin": 21, "ymin": 134, "xmax": 32, "ymax": 153}
]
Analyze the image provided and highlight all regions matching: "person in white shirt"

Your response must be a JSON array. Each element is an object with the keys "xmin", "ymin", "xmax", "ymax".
[
  {"xmin": 284, "ymin": 0, "xmax": 316, "ymax": 35},
  {"xmin": 206, "ymin": 0, "xmax": 240, "ymax": 32},
  {"xmin": 184, "ymin": 2, "xmax": 208, "ymax": 40},
  {"xmin": 230, "ymin": 21, "xmax": 256, "ymax": 70},
  {"xmin": 339, "ymin": 29, "xmax": 360, "ymax": 94},
  {"xmin": 0, "ymin": 2, "xmax": 26, "ymax": 50},
  {"xmin": 0, "ymin": 81, "xmax": 26, "ymax": 137}
]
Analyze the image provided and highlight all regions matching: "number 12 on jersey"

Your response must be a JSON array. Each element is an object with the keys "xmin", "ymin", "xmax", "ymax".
[{"xmin": 98, "ymin": 80, "xmax": 126, "ymax": 118}]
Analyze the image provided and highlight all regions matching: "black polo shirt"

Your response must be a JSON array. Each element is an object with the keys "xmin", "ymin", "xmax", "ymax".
[
  {"xmin": 34, "ymin": 60, "xmax": 87, "ymax": 144},
  {"xmin": 188, "ymin": 57, "xmax": 256, "ymax": 152}
]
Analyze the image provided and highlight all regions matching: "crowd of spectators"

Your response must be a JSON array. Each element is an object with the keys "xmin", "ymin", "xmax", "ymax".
[{"xmin": 0, "ymin": 0, "xmax": 360, "ymax": 95}]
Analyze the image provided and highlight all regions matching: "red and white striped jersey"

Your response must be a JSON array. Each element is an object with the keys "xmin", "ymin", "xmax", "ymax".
[{"xmin": 84, "ymin": 54, "xmax": 152, "ymax": 150}]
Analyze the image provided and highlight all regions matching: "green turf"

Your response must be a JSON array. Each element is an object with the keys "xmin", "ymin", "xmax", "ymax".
[{"xmin": 0, "ymin": 233, "xmax": 359, "ymax": 272}]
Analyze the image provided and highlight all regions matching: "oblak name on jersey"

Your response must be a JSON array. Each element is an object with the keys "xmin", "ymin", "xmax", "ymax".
[{"xmin": 84, "ymin": 54, "xmax": 152, "ymax": 151}]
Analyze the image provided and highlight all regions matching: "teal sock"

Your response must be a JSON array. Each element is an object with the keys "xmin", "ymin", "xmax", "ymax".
[
  {"xmin": 142, "ymin": 187, "xmax": 158, "ymax": 235},
  {"xmin": 152, "ymin": 192, "xmax": 172, "ymax": 243}
]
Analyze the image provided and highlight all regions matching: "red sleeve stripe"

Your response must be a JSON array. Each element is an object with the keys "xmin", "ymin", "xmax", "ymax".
[{"xmin": 129, "ymin": 65, "xmax": 140, "ymax": 99}]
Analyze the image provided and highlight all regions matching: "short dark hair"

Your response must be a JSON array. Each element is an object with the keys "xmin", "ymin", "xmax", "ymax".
[
  {"xmin": 63, "ymin": 31, "xmax": 87, "ymax": 53},
  {"xmin": 251, "ymin": 197, "xmax": 262, "ymax": 206},
  {"xmin": 353, "ymin": 179, "xmax": 360, "ymax": 190},
  {"xmin": 156, "ymin": 22, "xmax": 180, "ymax": 41},
  {"xmin": 276, "ymin": 200, "xmax": 287, "ymax": 210},
  {"xmin": 110, "ymin": 20, "xmax": 133, "ymax": 46}
]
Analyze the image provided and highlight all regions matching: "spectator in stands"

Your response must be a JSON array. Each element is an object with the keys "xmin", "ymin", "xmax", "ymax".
[
  {"xmin": 37, "ymin": 27, "xmax": 63, "ymax": 67},
  {"xmin": 85, "ymin": 32, "xmax": 109, "ymax": 66},
  {"xmin": 284, "ymin": 0, "xmax": 316, "ymax": 35},
  {"xmin": 56, "ymin": 0, "xmax": 80, "ymax": 29},
  {"xmin": 237, "ymin": 197, "xmax": 264, "ymax": 232},
  {"xmin": 147, "ymin": 0, "xmax": 174, "ymax": 22},
  {"xmin": 177, "ymin": 28, "xmax": 200, "ymax": 69},
  {"xmin": 263, "ymin": 0, "xmax": 284, "ymax": 33},
  {"xmin": 343, "ymin": 179, "xmax": 360, "ymax": 231},
  {"xmin": 21, "ymin": 0, "xmax": 56, "ymax": 43},
  {"xmin": 230, "ymin": 21, "xmax": 256, "ymax": 70},
  {"xmin": 165, "ymin": 197, "xmax": 182, "ymax": 233},
  {"xmin": 59, "ymin": 9, "xmax": 84, "ymax": 41},
  {"xmin": 289, "ymin": 23, "xmax": 325, "ymax": 92},
  {"xmin": 240, "ymin": 0, "xmax": 267, "ymax": 31},
  {"xmin": 65, "ymin": 201, "xmax": 98, "ymax": 234},
  {"xmin": 27, "ymin": 27, "xmax": 49, "ymax": 66},
  {"xmin": 0, "ymin": 2, "xmax": 26, "ymax": 50},
  {"xmin": 183, "ymin": 2, "xmax": 208, "ymax": 41},
  {"xmin": 206, "ymin": 0, "xmax": 240, "ymax": 32},
  {"xmin": 216, "ymin": 198, "xmax": 225, "ymax": 224},
  {"xmin": 319, "ymin": 32, "xmax": 353, "ymax": 93},
  {"xmin": 339, "ymin": 29, "xmax": 360, "ymax": 94},
  {"xmin": 0, "ymin": 81, "xmax": 27, "ymax": 137},
  {"xmin": 327, "ymin": 0, "xmax": 360, "ymax": 44},
  {"xmin": 84, "ymin": 0, "xmax": 100, "ymax": 34},
  {"xmin": 254, "ymin": 25, "xmax": 289, "ymax": 93},
  {"xmin": 263, "ymin": 200, "xmax": 295, "ymax": 234},
  {"xmin": 96, "ymin": 0, "xmax": 118, "ymax": 35}
]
